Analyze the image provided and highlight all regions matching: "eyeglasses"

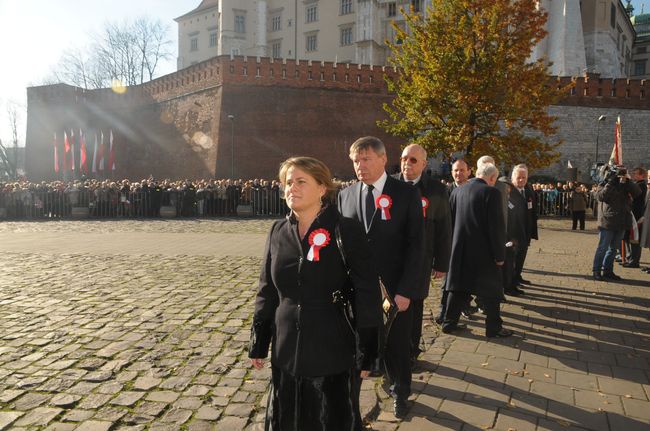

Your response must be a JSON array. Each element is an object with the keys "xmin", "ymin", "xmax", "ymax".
[{"xmin": 400, "ymin": 156, "xmax": 419, "ymax": 164}]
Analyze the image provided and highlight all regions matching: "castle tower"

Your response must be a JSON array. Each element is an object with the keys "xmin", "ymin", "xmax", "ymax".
[{"xmin": 532, "ymin": 0, "xmax": 587, "ymax": 76}]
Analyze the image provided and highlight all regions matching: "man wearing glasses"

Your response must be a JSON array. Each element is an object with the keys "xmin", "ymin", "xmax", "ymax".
[{"xmin": 393, "ymin": 144, "xmax": 451, "ymax": 366}]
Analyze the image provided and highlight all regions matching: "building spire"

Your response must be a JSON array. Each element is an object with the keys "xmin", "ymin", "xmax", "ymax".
[{"xmin": 625, "ymin": 0, "xmax": 634, "ymax": 17}]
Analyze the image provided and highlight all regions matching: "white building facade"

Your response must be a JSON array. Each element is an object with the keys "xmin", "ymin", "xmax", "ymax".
[{"xmin": 176, "ymin": 0, "xmax": 636, "ymax": 78}]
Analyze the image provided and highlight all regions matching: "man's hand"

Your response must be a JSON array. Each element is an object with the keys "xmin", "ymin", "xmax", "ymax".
[
  {"xmin": 251, "ymin": 359, "xmax": 265, "ymax": 369},
  {"xmin": 394, "ymin": 294, "xmax": 411, "ymax": 312},
  {"xmin": 433, "ymin": 271, "xmax": 446, "ymax": 279},
  {"xmin": 495, "ymin": 261, "xmax": 504, "ymax": 266},
  {"xmin": 360, "ymin": 370, "xmax": 370, "ymax": 379}
]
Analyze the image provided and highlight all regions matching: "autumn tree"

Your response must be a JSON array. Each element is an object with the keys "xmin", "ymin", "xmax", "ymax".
[{"xmin": 381, "ymin": 0, "xmax": 569, "ymax": 169}]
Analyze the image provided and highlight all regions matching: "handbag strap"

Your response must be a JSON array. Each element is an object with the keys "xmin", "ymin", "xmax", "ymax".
[{"xmin": 335, "ymin": 221, "xmax": 350, "ymax": 274}]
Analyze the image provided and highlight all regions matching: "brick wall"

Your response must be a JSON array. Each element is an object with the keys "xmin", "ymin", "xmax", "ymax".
[{"xmin": 25, "ymin": 55, "xmax": 650, "ymax": 182}]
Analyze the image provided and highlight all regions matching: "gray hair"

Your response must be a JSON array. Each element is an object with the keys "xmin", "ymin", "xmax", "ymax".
[
  {"xmin": 512, "ymin": 164, "xmax": 528, "ymax": 175},
  {"xmin": 476, "ymin": 155, "xmax": 495, "ymax": 168},
  {"xmin": 349, "ymin": 136, "xmax": 386, "ymax": 156},
  {"xmin": 476, "ymin": 163, "xmax": 499, "ymax": 179}
]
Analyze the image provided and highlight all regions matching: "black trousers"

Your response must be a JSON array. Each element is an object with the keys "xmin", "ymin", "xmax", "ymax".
[
  {"xmin": 625, "ymin": 239, "xmax": 642, "ymax": 265},
  {"xmin": 503, "ymin": 246, "xmax": 517, "ymax": 290},
  {"xmin": 410, "ymin": 298, "xmax": 424, "ymax": 359},
  {"xmin": 514, "ymin": 244, "xmax": 529, "ymax": 283},
  {"xmin": 443, "ymin": 291, "xmax": 503, "ymax": 336},
  {"xmin": 572, "ymin": 211, "xmax": 586, "ymax": 230},
  {"xmin": 385, "ymin": 306, "xmax": 413, "ymax": 399}
]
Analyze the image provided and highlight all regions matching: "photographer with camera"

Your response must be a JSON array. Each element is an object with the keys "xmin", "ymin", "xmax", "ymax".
[{"xmin": 592, "ymin": 166, "xmax": 642, "ymax": 281}]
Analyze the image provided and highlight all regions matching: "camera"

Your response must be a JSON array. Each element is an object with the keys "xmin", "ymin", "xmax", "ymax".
[{"xmin": 595, "ymin": 163, "xmax": 627, "ymax": 185}]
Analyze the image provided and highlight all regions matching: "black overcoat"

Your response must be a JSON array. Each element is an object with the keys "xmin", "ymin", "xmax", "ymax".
[
  {"xmin": 446, "ymin": 178, "xmax": 506, "ymax": 299},
  {"xmin": 392, "ymin": 174, "xmax": 452, "ymax": 299},
  {"xmin": 506, "ymin": 186, "xmax": 529, "ymax": 248},
  {"xmin": 337, "ymin": 175, "xmax": 424, "ymax": 299},
  {"xmin": 248, "ymin": 205, "xmax": 382, "ymax": 377}
]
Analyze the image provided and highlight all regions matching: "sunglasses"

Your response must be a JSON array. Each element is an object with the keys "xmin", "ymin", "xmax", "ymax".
[{"xmin": 400, "ymin": 156, "xmax": 419, "ymax": 164}]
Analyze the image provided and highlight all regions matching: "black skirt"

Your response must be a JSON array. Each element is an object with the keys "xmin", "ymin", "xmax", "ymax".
[{"xmin": 265, "ymin": 366, "xmax": 362, "ymax": 431}]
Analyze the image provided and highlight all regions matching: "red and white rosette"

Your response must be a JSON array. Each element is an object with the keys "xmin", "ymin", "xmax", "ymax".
[
  {"xmin": 307, "ymin": 228, "xmax": 331, "ymax": 262},
  {"xmin": 376, "ymin": 194, "xmax": 392, "ymax": 221},
  {"xmin": 421, "ymin": 197, "xmax": 429, "ymax": 218}
]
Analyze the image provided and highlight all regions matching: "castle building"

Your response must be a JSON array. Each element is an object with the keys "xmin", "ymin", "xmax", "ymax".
[
  {"xmin": 176, "ymin": 1, "xmax": 637, "ymax": 78},
  {"xmin": 631, "ymin": 10, "xmax": 650, "ymax": 79}
]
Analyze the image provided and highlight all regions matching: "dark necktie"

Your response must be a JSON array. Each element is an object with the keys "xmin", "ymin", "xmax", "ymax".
[
  {"xmin": 365, "ymin": 184, "xmax": 375, "ymax": 228},
  {"xmin": 407, "ymin": 181, "xmax": 414, "ymax": 185}
]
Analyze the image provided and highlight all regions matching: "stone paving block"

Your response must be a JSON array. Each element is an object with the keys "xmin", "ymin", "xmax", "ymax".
[
  {"xmin": 215, "ymin": 415, "xmax": 248, "ymax": 431},
  {"xmin": 546, "ymin": 400, "xmax": 609, "ymax": 431},
  {"xmin": 0, "ymin": 411, "xmax": 24, "ymax": 430},
  {"xmin": 598, "ymin": 376, "xmax": 647, "ymax": 399},
  {"xmin": 422, "ymin": 376, "xmax": 468, "ymax": 400},
  {"xmin": 440, "ymin": 350, "xmax": 489, "ymax": 368},
  {"xmin": 607, "ymin": 412, "xmax": 650, "ymax": 431},
  {"xmin": 574, "ymin": 389, "xmax": 624, "ymax": 414},
  {"xmin": 435, "ymin": 399, "xmax": 497, "ymax": 428},
  {"xmin": 12, "ymin": 392, "xmax": 51, "ymax": 410},
  {"xmin": 556, "ymin": 369, "xmax": 599, "ymax": 391},
  {"xmin": 476, "ymin": 342, "xmax": 521, "ymax": 360},
  {"xmin": 462, "ymin": 383, "xmax": 510, "ymax": 408},
  {"xmin": 145, "ymin": 390, "xmax": 180, "ymax": 403},
  {"xmin": 530, "ymin": 380, "xmax": 575, "ymax": 405},
  {"xmin": 622, "ymin": 397, "xmax": 650, "ymax": 420},
  {"xmin": 186, "ymin": 419, "xmax": 219, "ymax": 431},
  {"xmin": 494, "ymin": 409, "xmax": 538, "ymax": 431},
  {"xmin": 61, "ymin": 408, "xmax": 95, "ymax": 422},
  {"xmin": 77, "ymin": 393, "xmax": 112, "ymax": 409},
  {"xmin": 463, "ymin": 366, "xmax": 508, "ymax": 389},
  {"xmin": 110, "ymin": 391, "xmax": 144, "ymax": 407},
  {"xmin": 74, "ymin": 420, "xmax": 114, "ymax": 431},
  {"xmin": 14, "ymin": 407, "xmax": 62, "ymax": 427},
  {"xmin": 43, "ymin": 422, "xmax": 76, "ymax": 431}
]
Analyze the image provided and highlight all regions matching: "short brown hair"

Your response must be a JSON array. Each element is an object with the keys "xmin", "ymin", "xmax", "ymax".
[
  {"xmin": 349, "ymin": 136, "xmax": 386, "ymax": 156},
  {"xmin": 278, "ymin": 157, "xmax": 337, "ymax": 204}
]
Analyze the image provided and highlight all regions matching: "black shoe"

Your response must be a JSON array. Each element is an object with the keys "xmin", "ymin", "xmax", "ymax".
[
  {"xmin": 519, "ymin": 278, "xmax": 532, "ymax": 285},
  {"xmin": 615, "ymin": 257, "xmax": 622, "ymax": 263},
  {"xmin": 593, "ymin": 272, "xmax": 604, "ymax": 281},
  {"xmin": 435, "ymin": 314, "xmax": 444, "ymax": 325},
  {"xmin": 643, "ymin": 268, "xmax": 650, "ymax": 273},
  {"xmin": 623, "ymin": 262, "xmax": 640, "ymax": 268},
  {"xmin": 603, "ymin": 272, "xmax": 622, "ymax": 281},
  {"xmin": 504, "ymin": 288, "xmax": 522, "ymax": 296},
  {"xmin": 394, "ymin": 397, "xmax": 409, "ymax": 419},
  {"xmin": 441, "ymin": 323, "xmax": 467, "ymax": 334},
  {"xmin": 487, "ymin": 328, "xmax": 514, "ymax": 338}
]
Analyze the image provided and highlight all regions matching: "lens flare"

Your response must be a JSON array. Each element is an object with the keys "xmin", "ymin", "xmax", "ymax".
[{"xmin": 111, "ymin": 79, "xmax": 127, "ymax": 94}]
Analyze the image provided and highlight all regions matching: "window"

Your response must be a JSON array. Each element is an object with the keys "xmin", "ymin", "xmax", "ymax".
[
  {"xmin": 272, "ymin": 14, "xmax": 281, "ymax": 31},
  {"xmin": 340, "ymin": 27, "xmax": 353, "ymax": 46},
  {"xmin": 231, "ymin": 47, "xmax": 240, "ymax": 56},
  {"xmin": 341, "ymin": 0, "xmax": 353, "ymax": 15},
  {"xmin": 638, "ymin": 47, "xmax": 647, "ymax": 54},
  {"xmin": 306, "ymin": 34, "xmax": 317, "ymax": 52},
  {"xmin": 610, "ymin": 3, "xmax": 616, "ymax": 29},
  {"xmin": 190, "ymin": 37, "xmax": 198, "ymax": 51},
  {"xmin": 388, "ymin": 2, "xmax": 397, "ymax": 17},
  {"xmin": 272, "ymin": 41, "xmax": 281, "ymax": 58},
  {"xmin": 411, "ymin": 0, "xmax": 422, "ymax": 12},
  {"xmin": 306, "ymin": 5, "xmax": 318, "ymax": 23},
  {"xmin": 209, "ymin": 32, "xmax": 217, "ymax": 47},
  {"xmin": 634, "ymin": 60, "xmax": 647, "ymax": 76},
  {"xmin": 235, "ymin": 15, "xmax": 246, "ymax": 33}
]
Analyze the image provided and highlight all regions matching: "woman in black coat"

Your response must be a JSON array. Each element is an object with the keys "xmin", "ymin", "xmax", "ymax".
[{"xmin": 249, "ymin": 157, "xmax": 382, "ymax": 431}]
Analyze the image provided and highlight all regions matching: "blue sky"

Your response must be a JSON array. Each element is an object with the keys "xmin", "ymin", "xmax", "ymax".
[{"xmin": 0, "ymin": 0, "xmax": 647, "ymax": 149}]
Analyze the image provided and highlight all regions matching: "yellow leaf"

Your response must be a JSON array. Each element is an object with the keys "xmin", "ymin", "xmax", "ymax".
[
  {"xmin": 625, "ymin": 394, "xmax": 632, "ymax": 398},
  {"xmin": 544, "ymin": 373, "xmax": 551, "ymax": 378},
  {"xmin": 481, "ymin": 362, "xmax": 489, "ymax": 367}
]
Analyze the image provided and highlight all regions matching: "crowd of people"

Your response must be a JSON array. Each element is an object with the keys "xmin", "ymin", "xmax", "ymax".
[
  {"xmin": 0, "ymin": 175, "xmax": 604, "ymax": 222},
  {"xmin": 0, "ymin": 178, "xmax": 287, "ymax": 219}
]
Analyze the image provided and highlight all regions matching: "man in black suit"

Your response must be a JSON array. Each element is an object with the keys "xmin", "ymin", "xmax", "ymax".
[
  {"xmin": 338, "ymin": 136, "xmax": 424, "ymax": 418},
  {"xmin": 499, "ymin": 176, "xmax": 528, "ymax": 296},
  {"xmin": 511, "ymin": 164, "xmax": 538, "ymax": 287},
  {"xmin": 393, "ymin": 144, "xmax": 451, "ymax": 363},
  {"xmin": 443, "ymin": 163, "xmax": 513, "ymax": 338}
]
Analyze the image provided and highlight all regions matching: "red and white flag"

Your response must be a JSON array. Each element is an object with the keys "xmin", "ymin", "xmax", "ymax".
[
  {"xmin": 63, "ymin": 131, "xmax": 70, "ymax": 173},
  {"xmin": 92, "ymin": 133, "xmax": 98, "ymax": 174},
  {"xmin": 53, "ymin": 133, "xmax": 60, "ymax": 174},
  {"xmin": 109, "ymin": 129, "xmax": 115, "ymax": 172},
  {"xmin": 610, "ymin": 115, "xmax": 623, "ymax": 165},
  {"xmin": 70, "ymin": 129, "xmax": 76, "ymax": 172},
  {"xmin": 79, "ymin": 128, "xmax": 88, "ymax": 175}
]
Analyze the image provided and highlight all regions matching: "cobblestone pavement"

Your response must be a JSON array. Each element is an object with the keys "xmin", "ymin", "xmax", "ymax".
[{"xmin": 0, "ymin": 218, "xmax": 648, "ymax": 430}]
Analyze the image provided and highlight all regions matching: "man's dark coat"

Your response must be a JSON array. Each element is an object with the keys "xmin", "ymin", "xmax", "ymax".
[
  {"xmin": 392, "ymin": 173, "xmax": 451, "ymax": 299},
  {"xmin": 337, "ymin": 175, "xmax": 424, "ymax": 299},
  {"xmin": 446, "ymin": 178, "xmax": 506, "ymax": 299}
]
